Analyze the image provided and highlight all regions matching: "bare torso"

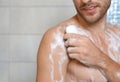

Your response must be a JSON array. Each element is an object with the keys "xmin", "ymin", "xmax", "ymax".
[
  {"xmin": 51, "ymin": 21, "xmax": 120, "ymax": 82},
  {"xmin": 37, "ymin": 17, "xmax": 120, "ymax": 82}
]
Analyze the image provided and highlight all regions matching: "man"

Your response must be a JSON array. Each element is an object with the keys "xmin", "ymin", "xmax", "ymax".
[{"xmin": 36, "ymin": 0, "xmax": 120, "ymax": 82}]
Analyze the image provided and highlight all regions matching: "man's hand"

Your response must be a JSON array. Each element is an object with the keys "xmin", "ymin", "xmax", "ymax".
[{"xmin": 64, "ymin": 33, "xmax": 107, "ymax": 68}]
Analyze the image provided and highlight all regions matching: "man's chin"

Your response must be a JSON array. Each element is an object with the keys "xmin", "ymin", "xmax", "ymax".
[
  {"xmin": 82, "ymin": 15, "xmax": 101, "ymax": 24},
  {"xmin": 83, "ymin": 18, "xmax": 98, "ymax": 24}
]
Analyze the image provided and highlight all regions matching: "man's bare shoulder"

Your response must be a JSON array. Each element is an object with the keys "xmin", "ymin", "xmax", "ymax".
[
  {"xmin": 38, "ymin": 16, "xmax": 77, "ymax": 52},
  {"xmin": 37, "ymin": 17, "xmax": 75, "ymax": 64}
]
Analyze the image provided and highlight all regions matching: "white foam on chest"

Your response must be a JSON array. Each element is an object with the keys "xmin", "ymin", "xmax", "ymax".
[
  {"xmin": 66, "ymin": 25, "xmax": 107, "ymax": 82},
  {"xmin": 105, "ymin": 29, "xmax": 120, "ymax": 63}
]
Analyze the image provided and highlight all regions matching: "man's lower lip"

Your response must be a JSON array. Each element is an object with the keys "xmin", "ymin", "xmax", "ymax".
[{"xmin": 83, "ymin": 7, "xmax": 97, "ymax": 14}]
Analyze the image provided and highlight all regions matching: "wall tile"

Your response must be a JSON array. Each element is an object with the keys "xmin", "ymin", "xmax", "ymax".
[
  {"xmin": 0, "ymin": 62, "xmax": 9, "ymax": 82},
  {"xmin": 0, "ymin": 0, "xmax": 10, "ymax": 6},
  {"xmin": 10, "ymin": 62, "xmax": 36, "ymax": 82},
  {"xmin": 0, "ymin": 8, "xmax": 10, "ymax": 34},
  {"xmin": 10, "ymin": 35, "xmax": 42, "ymax": 62},
  {"xmin": 10, "ymin": 7, "xmax": 76, "ymax": 34},
  {"xmin": 0, "ymin": 35, "xmax": 10, "ymax": 61}
]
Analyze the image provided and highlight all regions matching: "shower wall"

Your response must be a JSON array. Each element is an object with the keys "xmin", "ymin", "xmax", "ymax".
[
  {"xmin": 0, "ymin": 0, "xmax": 75, "ymax": 82},
  {"xmin": 107, "ymin": 0, "xmax": 120, "ymax": 26}
]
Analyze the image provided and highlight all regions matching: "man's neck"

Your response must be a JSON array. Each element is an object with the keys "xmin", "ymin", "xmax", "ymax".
[{"xmin": 87, "ymin": 20, "xmax": 107, "ymax": 33}]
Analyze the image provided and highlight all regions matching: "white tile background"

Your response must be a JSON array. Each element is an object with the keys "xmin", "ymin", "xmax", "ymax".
[{"xmin": 0, "ymin": 0, "xmax": 76, "ymax": 82}]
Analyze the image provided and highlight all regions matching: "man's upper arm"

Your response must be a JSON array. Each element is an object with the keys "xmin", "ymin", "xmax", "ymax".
[
  {"xmin": 36, "ymin": 28, "xmax": 68, "ymax": 82},
  {"xmin": 36, "ymin": 29, "xmax": 53, "ymax": 82}
]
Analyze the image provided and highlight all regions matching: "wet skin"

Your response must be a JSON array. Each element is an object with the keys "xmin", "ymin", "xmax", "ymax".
[
  {"xmin": 36, "ymin": 0, "xmax": 120, "ymax": 82},
  {"xmin": 36, "ymin": 16, "xmax": 120, "ymax": 82}
]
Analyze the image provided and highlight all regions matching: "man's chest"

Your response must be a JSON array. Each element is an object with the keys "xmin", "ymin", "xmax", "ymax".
[
  {"xmin": 66, "ymin": 60, "xmax": 107, "ymax": 82},
  {"xmin": 90, "ymin": 29, "xmax": 120, "ymax": 64}
]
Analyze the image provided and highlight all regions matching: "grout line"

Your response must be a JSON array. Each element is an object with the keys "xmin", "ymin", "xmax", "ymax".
[
  {"xmin": 0, "ymin": 5, "xmax": 74, "ymax": 8},
  {"xmin": 0, "ymin": 61, "xmax": 36, "ymax": 63},
  {"xmin": 0, "ymin": 33, "xmax": 44, "ymax": 35},
  {"xmin": 8, "ymin": 3, "xmax": 11, "ymax": 81},
  {"xmin": 10, "ymin": 61, "xmax": 37, "ymax": 63},
  {"xmin": 8, "ymin": 62, "xmax": 10, "ymax": 82},
  {"xmin": 0, "ymin": 61, "xmax": 10, "ymax": 63}
]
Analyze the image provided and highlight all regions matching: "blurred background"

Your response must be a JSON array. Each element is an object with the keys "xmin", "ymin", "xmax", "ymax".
[{"xmin": 0, "ymin": 0, "xmax": 119, "ymax": 82}]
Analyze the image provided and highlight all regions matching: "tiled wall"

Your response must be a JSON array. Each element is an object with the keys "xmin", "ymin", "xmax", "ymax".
[{"xmin": 0, "ymin": 0, "xmax": 75, "ymax": 82}]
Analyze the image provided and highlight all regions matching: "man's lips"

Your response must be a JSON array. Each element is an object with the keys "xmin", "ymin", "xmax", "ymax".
[
  {"xmin": 80, "ymin": 5, "xmax": 98, "ymax": 14},
  {"xmin": 84, "ymin": 6, "xmax": 97, "ymax": 10},
  {"xmin": 80, "ymin": 4, "xmax": 98, "ymax": 10}
]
